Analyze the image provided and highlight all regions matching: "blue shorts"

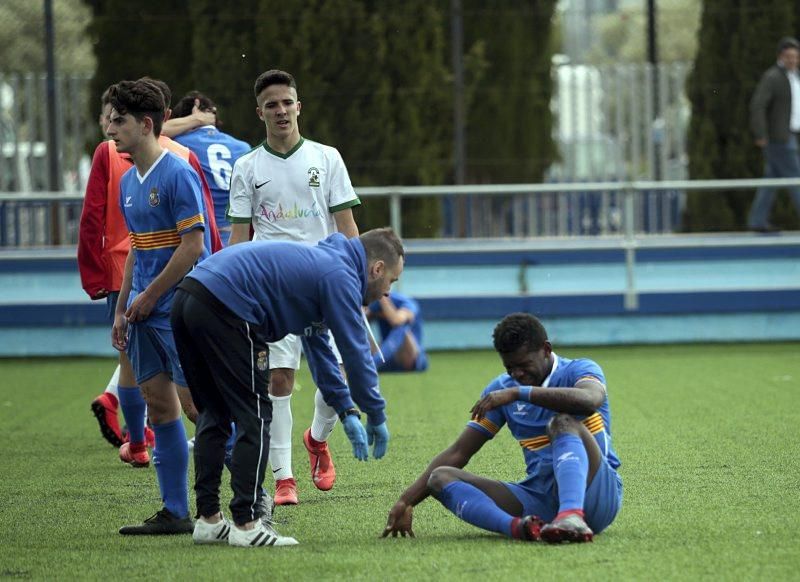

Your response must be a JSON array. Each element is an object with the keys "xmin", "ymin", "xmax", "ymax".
[
  {"xmin": 504, "ymin": 461, "xmax": 623, "ymax": 534},
  {"xmin": 126, "ymin": 323, "xmax": 187, "ymax": 387},
  {"xmin": 105, "ymin": 292, "xmax": 120, "ymax": 323}
]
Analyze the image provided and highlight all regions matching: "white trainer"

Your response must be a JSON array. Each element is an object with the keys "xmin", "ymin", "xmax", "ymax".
[
  {"xmin": 228, "ymin": 519, "xmax": 299, "ymax": 548},
  {"xmin": 193, "ymin": 515, "xmax": 231, "ymax": 545}
]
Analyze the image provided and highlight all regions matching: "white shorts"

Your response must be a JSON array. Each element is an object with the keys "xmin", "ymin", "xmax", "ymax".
[{"xmin": 268, "ymin": 333, "xmax": 343, "ymax": 370}]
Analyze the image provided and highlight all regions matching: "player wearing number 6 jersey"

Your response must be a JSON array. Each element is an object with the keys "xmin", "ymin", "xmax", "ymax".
[{"xmin": 171, "ymin": 92, "xmax": 251, "ymax": 247}]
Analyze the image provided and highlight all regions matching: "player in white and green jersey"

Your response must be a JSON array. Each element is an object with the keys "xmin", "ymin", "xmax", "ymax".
[{"xmin": 226, "ymin": 69, "xmax": 361, "ymax": 506}]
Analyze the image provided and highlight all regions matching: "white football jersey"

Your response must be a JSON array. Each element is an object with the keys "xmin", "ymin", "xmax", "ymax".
[{"xmin": 228, "ymin": 138, "xmax": 360, "ymax": 243}]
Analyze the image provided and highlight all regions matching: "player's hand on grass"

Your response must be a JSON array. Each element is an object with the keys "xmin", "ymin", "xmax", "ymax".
[
  {"xmin": 342, "ymin": 414, "xmax": 369, "ymax": 461},
  {"xmin": 111, "ymin": 313, "xmax": 128, "ymax": 351},
  {"xmin": 367, "ymin": 421, "xmax": 390, "ymax": 459},
  {"xmin": 470, "ymin": 388, "xmax": 521, "ymax": 420},
  {"xmin": 125, "ymin": 289, "xmax": 156, "ymax": 322},
  {"xmin": 382, "ymin": 500, "xmax": 414, "ymax": 538}
]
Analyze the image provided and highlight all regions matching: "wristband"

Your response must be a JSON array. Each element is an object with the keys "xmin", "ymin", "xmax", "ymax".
[
  {"xmin": 339, "ymin": 408, "xmax": 362, "ymax": 422},
  {"xmin": 518, "ymin": 386, "xmax": 532, "ymax": 402}
]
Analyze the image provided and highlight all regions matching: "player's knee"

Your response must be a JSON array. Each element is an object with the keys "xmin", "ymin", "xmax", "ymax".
[
  {"xmin": 427, "ymin": 467, "xmax": 457, "ymax": 494},
  {"xmin": 547, "ymin": 413, "xmax": 580, "ymax": 438},
  {"xmin": 268, "ymin": 369, "xmax": 294, "ymax": 396}
]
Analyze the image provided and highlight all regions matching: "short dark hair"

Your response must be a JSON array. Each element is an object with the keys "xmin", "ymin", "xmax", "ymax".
[
  {"xmin": 492, "ymin": 313, "xmax": 548, "ymax": 354},
  {"xmin": 107, "ymin": 80, "xmax": 166, "ymax": 137},
  {"xmin": 138, "ymin": 77, "xmax": 172, "ymax": 111},
  {"xmin": 777, "ymin": 36, "xmax": 800, "ymax": 54},
  {"xmin": 100, "ymin": 85, "xmax": 113, "ymax": 107},
  {"xmin": 172, "ymin": 90, "xmax": 218, "ymax": 124},
  {"xmin": 360, "ymin": 227, "xmax": 404, "ymax": 269},
  {"xmin": 254, "ymin": 69, "xmax": 297, "ymax": 99}
]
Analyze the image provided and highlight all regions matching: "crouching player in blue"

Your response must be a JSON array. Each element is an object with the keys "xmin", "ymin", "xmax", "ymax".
[
  {"xmin": 170, "ymin": 227, "xmax": 404, "ymax": 548},
  {"xmin": 366, "ymin": 292, "xmax": 428, "ymax": 373},
  {"xmin": 107, "ymin": 79, "xmax": 214, "ymax": 535},
  {"xmin": 382, "ymin": 313, "xmax": 622, "ymax": 543}
]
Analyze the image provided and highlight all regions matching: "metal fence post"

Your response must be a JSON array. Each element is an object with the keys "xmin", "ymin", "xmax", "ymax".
[
  {"xmin": 389, "ymin": 192, "xmax": 402, "ymax": 239},
  {"xmin": 623, "ymin": 184, "xmax": 639, "ymax": 310}
]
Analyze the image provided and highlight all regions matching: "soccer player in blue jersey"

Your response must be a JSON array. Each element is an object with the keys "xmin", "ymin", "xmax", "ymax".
[
  {"xmin": 107, "ymin": 79, "xmax": 211, "ymax": 535},
  {"xmin": 366, "ymin": 291, "xmax": 428, "ymax": 372},
  {"xmin": 170, "ymin": 92, "xmax": 250, "ymax": 246},
  {"xmin": 382, "ymin": 313, "xmax": 622, "ymax": 543},
  {"xmin": 170, "ymin": 228, "xmax": 402, "ymax": 547}
]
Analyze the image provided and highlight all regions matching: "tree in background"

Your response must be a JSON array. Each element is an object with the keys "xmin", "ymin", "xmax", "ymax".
[
  {"xmin": 0, "ymin": 0, "xmax": 94, "ymax": 74},
  {"xmin": 686, "ymin": 0, "xmax": 798, "ymax": 230},
  {"xmin": 589, "ymin": 0, "xmax": 701, "ymax": 64},
  {"xmin": 187, "ymin": 1, "xmax": 262, "ymax": 147},
  {"xmin": 84, "ymin": 0, "xmax": 195, "ymax": 141},
  {"xmin": 463, "ymin": 1, "xmax": 557, "ymax": 183},
  {"xmin": 80, "ymin": 1, "xmax": 559, "ymax": 236}
]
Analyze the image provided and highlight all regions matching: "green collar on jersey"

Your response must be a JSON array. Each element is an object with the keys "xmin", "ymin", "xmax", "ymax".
[{"xmin": 262, "ymin": 137, "xmax": 305, "ymax": 159}]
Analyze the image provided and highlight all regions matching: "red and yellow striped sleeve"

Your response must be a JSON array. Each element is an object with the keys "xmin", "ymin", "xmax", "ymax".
[
  {"xmin": 176, "ymin": 213, "xmax": 204, "ymax": 234},
  {"xmin": 129, "ymin": 228, "xmax": 181, "ymax": 250}
]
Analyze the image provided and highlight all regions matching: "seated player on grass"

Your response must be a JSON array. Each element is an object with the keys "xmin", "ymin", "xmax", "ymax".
[
  {"xmin": 366, "ymin": 292, "xmax": 428, "ymax": 373},
  {"xmin": 382, "ymin": 312, "xmax": 622, "ymax": 543}
]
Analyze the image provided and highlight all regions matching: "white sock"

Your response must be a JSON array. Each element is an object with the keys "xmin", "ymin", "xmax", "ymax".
[
  {"xmin": 269, "ymin": 394, "xmax": 293, "ymax": 481},
  {"xmin": 310, "ymin": 389, "xmax": 338, "ymax": 443},
  {"xmin": 104, "ymin": 365, "xmax": 120, "ymax": 398}
]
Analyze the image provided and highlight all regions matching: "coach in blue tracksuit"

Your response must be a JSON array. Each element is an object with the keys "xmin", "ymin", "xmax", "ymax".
[{"xmin": 170, "ymin": 227, "xmax": 404, "ymax": 545}]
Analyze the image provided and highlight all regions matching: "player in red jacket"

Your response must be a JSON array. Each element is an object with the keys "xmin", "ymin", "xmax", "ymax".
[{"xmin": 79, "ymin": 81, "xmax": 220, "ymax": 457}]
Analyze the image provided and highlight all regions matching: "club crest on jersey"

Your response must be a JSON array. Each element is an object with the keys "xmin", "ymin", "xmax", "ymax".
[
  {"xmin": 256, "ymin": 350, "xmax": 269, "ymax": 371},
  {"xmin": 307, "ymin": 167, "xmax": 320, "ymax": 187},
  {"xmin": 148, "ymin": 188, "xmax": 160, "ymax": 207}
]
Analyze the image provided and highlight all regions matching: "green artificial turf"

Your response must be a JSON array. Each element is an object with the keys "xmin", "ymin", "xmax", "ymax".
[{"xmin": 1, "ymin": 344, "xmax": 798, "ymax": 580}]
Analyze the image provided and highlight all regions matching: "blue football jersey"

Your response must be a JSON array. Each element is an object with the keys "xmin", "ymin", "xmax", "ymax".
[
  {"xmin": 367, "ymin": 291, "xmax": 424, "ymax": 344},
  {"xmin": 119, "ymin": 150, "xmax": 210, "ymax": 329},
  {"xmin": 174, "ymin": 126, "xmax": 250, "ymax": 230},
  {"xmin": 468, "ymin": 355, "xmax": 621, "ymax": 483}
]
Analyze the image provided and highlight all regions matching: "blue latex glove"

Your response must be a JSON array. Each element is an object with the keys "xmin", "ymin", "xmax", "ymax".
[
  {"xmin": 341, "ymin": 414, "xmax": 369, "ymax": 461},
  {"xmin": 366, "ymin": 421, "xmax": 390, "ymax": 459}
]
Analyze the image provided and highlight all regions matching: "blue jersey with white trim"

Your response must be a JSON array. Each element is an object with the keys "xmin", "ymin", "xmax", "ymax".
[
  {"xmin": 174, "ymin": 126, "xmax": 250, "ymax": 229},
  {"xmin": 119, "ymin": 150, "xmax": 210, "ymax": 329},
  {"xmin": 367, "ymin": 291, "xmax": 424, "ymax": 344},
  {"xmin": 468, "ymin": 355, "xmax": 621, "ymax": 482}
]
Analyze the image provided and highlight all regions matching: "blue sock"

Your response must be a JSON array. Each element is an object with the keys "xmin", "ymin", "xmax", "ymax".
[
  {"xmin": 152, "ymin": 418, "xmax": 189, "ymax": 519},
  {"xmin": 117, "ymin": 386, "xmax": 146, "ymax": 445},
  {"xmin": 375, "ymin": 325, "xmax": 411, "ymax": 367},
  {"xmin": 552, "ymin": 433, "xmax": 589, "ymax": 514},
  {"xmin": 436, "ymin": 481, "xmax": 515, "ymax": 537}
]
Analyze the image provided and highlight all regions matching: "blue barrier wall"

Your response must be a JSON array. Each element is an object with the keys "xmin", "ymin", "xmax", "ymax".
[{"xmin": 1, "ymin": 236, "xmax": 799, "ymax": 356}]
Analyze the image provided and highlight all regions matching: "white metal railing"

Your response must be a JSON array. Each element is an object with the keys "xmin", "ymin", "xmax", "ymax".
[{"xmin": 1, "ymin": 177, "xmax": 799, "ymax": 311}]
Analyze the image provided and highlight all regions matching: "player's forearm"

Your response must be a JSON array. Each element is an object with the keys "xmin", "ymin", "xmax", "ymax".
[
  {"xmin": 161, "ymin": 114, "xmax": 209, "ymax": 138},
  {"xmin": 227, "ymin": 223, "xmax": 251, "ymax": 245},
  {"xmin": 526, "ymin": 386, "xmax": 603, "ymax": 415},
  {"xmin": 400, "ymin": 447, "xmax": 470, "ymax": 507},
  {"xmin": 116, "ymin": 251, "xmax": 135, "ymax": 316},
  {"xmin": 143, "ymin": 232, "xmax": 204, "ymax": 301},
  {"xmin": 333, "ymin": 208, "xmax": 359, "ymax": 238}
]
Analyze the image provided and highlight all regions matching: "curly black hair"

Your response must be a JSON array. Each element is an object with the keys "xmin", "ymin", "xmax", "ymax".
[{"xmin": 492, "ymin": 312, "xmax": 548, "ymax": 354}]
